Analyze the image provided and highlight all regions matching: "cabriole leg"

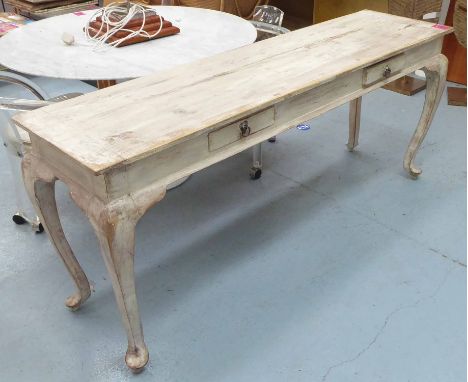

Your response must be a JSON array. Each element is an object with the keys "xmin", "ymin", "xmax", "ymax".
[
  {"xmin": 404, "ymin": 54, "xmax": 448, "ymax": 178},
  {"xmin": 21, "ymin": 153, "xmax": 91, "ymax": 310},
  {"xmin": 347, "ymin": 97, "xmax": 362, "ymax": 152},
  {"xmin": 69, "ymin": 184, "xmax": 166, "ymax": 372},
  {"xmin": 94, "ymin": 216, "xmax": 148, "ymax": 371}
]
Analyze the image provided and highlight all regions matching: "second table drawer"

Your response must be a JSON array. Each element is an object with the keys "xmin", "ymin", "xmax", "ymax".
[{"xmin": 362, "ymin": 53, "xmax": 406, "ymax": 87}]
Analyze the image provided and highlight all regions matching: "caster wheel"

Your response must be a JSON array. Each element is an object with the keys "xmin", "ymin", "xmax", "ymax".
[
  {"xmin": 12, "ymin": 214, "xmax": 26, "ymax": 225},
  {"xmin": 268, "ymin": 137, "xmax": 277, "ymax": 143},
  {"xmin": 35, "ymin": 223, "xmax": 44, "ymax": 234},
  {"xmin": 250, "ymin": 167, "xmax": 262, "ymax": 180}
]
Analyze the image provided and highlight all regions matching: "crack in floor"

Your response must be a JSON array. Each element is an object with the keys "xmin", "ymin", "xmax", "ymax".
[
  {"xmin": 429, "ymin": 248, "xmax": 466, "ymax": 268},
  {"xmin": 268, "ymin": 168, "xmax": 467, "ymax": 268},
  {"xmin": 320, "ymin": 266, "xmax": 455, "ymax": 381},
  {"xmin": 266, "ymin": 167, "xmax": 463, "ymax": 380}
]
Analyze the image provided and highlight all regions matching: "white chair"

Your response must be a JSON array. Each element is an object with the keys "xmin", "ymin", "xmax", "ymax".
[{"xmin": 0, "ymin": 72, "xmax": 82, "ymax": 232}]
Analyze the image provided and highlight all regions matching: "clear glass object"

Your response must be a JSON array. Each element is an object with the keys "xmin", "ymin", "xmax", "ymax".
[
  {"xmin": 0, "ymin": 108, "xmax": 39, "ymax": 228},
  {"xmin": 252, "ymin": 5, "xmax": 284, "ymax": 27},
  {"xmin": 251, "ymin": 5, "xmax": 289, "ymax": 42},
  {"xmin": 250, "ymin": 6, "xmax": 290, "ymax": 148},
  {"xmin": 0, "ymin": 73, "xmax": 49, "ymax": 231},
  {"xmin": 160, "ymin": 0, "xmax": 174, "ymax": 5}
]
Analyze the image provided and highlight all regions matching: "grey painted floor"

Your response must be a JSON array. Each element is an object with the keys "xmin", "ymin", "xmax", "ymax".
[{"xmin": 0, "ymin": 77, "xmax": 466, "ymax": 382}]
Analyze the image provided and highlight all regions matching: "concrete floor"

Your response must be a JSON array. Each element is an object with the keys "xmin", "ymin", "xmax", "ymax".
[{"xmin": 0, "ymin": 77, "xmax": 466, "ymax": 382}]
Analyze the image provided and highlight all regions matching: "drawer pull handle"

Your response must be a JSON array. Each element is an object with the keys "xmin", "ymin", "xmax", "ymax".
[
  {"xmin": 383, "ymin": 65, "xmax": 392, "ymax": 78},
  {"xmin": 239, "ymin": 120, "xmax": 251, "ymax": 137}
]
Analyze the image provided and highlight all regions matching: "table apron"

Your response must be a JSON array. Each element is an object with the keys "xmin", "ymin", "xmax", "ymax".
[{"xmin": 31, "ymin": 38, "xmax": 443, "ymax": 202}]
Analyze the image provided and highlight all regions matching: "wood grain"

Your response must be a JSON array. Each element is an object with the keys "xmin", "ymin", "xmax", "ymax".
[
  {"xmin": 313, "ymin": 0, "xmax": 389, "ymax": 23},
  {"xmin": 347, "ymin": 97, "xmax": 362, "ymax": 151},
  {"xmin": 442, "ymin": 0, "xmax": 467, "ymax": 84},
  {"xmin": 5, "ymin": 0, "xmax": 85, "ymax": 11},
  {"xmin": 447, "ymin": 86, "xmax": 467, "ymax": 105},
  {"xmin": 13, "ymin": 11, "xmax": 452, "ymax": 176},
  {"xmin": 269, "ymin": 0, "xmax": 314, "ymax": 28},
  {"xmin": 383, "ymin": 75, "xmax": 427, "ymax": 95}
]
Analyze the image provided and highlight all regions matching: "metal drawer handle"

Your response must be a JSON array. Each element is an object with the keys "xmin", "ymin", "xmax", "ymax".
[
  {"xmin": 383, "ymin": 65, "xmax": 392, "ymax": 78},
  {"xmin": 239, "ymin": 120, "xmax": 251, "ymax": 137}
]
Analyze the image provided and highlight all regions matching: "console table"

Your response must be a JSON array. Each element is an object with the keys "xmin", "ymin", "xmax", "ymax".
[{"xmin": 13, "ymin": 10, "xmax": 451, "ymax": 372}]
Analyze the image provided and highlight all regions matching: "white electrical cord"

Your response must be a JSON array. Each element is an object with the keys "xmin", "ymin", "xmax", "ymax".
[{"xmin": 84, "ymin": 2, "xmax": 164, "ymax": 49}]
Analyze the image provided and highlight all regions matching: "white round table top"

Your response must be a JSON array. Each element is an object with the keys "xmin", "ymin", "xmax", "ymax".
[{"xmin": 0, "ymin": 6, "xmax": 257, "ymax": 80}]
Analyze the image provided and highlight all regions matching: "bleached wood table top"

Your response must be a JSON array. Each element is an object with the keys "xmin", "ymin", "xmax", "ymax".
[
  {"xmin": 15, "ymin": 11, "xmax": 451, "ymax": 174},
  {"xmin": 0, "ymin": 6, "xmax": 256, "ymax": 80}
]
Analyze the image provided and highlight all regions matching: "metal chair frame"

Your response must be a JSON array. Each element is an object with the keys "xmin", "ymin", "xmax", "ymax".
[
  {"xmin": 0, "ymin": 72, "xmax": 81, "ymax": 232},
  {"xmin": 249, "ymin": 5, "xmax": 289, "ymax": 180}
]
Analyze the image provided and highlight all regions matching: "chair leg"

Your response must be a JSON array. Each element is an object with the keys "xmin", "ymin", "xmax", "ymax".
[
  {"xmin": 404, "ymin": 54, "xmax": 448, "ymax": 178},
  {"xmin": 250, "ymin": 143, "xmax": 263, "ymax": 180},
  {"xmin": 347, "ymin": 97, "xmax": 362, "ymax": 152},
  {"xmin": 21, "ymin": 153, "xmax": 91, "ymax": 310}
]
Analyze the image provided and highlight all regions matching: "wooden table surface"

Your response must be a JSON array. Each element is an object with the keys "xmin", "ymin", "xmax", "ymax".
[{"xmin": 15, "ymin": 10, "xmax": 451, "ymax": 175}]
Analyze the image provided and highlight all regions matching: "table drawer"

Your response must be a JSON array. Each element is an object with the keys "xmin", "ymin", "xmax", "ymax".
[
  {"xmin": 208, "ymin": 107, "xmax": 275, "ymax": 151},
  {"xmin": 362, "ymin": 53, "xmax": 406, "ymax": 87}
]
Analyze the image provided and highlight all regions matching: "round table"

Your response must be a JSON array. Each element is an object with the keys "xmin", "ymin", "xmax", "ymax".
[
  {"xmin": 0, "ymin": 6, "xmax": 256, "ymax": 189},
  {"xmin": 0, "ymin": 6, "xmax": 257, "ymax": 81}
]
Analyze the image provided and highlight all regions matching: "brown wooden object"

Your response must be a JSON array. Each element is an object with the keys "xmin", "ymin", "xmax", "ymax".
[
  {"xmin": 386, "ymin": 0, "xmax": 444, "ymax": 96},
  {"xmin": 88, "ymin": 25, "xmax": 180, "ymax": 46},
  {"xmin": 97, "ymin": 80, "xmax": 117, "ymax": 89},
  {"xmin": 87, "ymin": 12, "xmax": 180, "ymax": 48},
  {"xmin": 314, "ymin": 0, "xmax": 388, "ymax": 23},
  {"xmin": 96, "ymin": 14, "xmax": 166, "ymax": 27},
  {"xmin": 176, "ymin": 0, "xmax": 222, "ymax": 9},
  {"xmin": 89, "ymin": 20, "xmax": 173, "ymax": 37},
  {"xmin": 5, "ymin": 0, "xmax": 85, "ymax": 11},
  {"xmin": 389, "ymin": 0, "xmax": 443, "ymax": 19},
  {"xmin": 447, "ymin": 86, "xmax": 467, "ymax": 104},
  {"xmin": 383, "ymin": 75, "xmax": 427, "ymax": 95},
  {"xmin": 446, "ymin": 0, "xmax": 467, "ymax": 105},
  {"xmin": 453, "ymin": 0, "xmax": 467, "ymax": 46},
  {"xmin": 269, "ymin": 0, "xmax": 388, "ymax": 30},
  {"xmin": 442, "ymin": 0, "xmax": 467, "ymax": 84},
  {"xmin": 171, "ymin": 0, "xmax": 269, "ymax": 18}
]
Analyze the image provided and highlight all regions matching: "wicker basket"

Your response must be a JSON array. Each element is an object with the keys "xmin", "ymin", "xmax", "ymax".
[
  {"xmin": 454, "ymin": 0, "xmax": 467, "ymax": 47},
  {"xmin": 389, "ymin": 0, "xmax": 442, "ymax": 20}
]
